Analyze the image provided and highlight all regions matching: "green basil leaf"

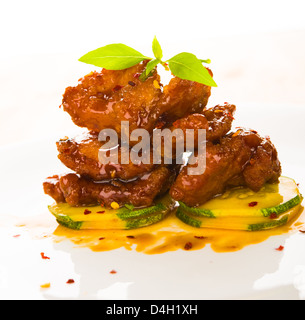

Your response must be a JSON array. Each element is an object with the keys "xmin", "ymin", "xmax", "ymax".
[
  {"xmin": 145, "ymin": 58, "xmax": 160, "ymax": 75},
  {"xmin": 79, "ymin": 43, "xmax": 150, "ymax": 70},
  {"xmin": 152, "ymin": 36, "xmax": 163, "ymax": 60},
  {"xmin": 167, "ymin": 52, "xmax": 217, "ymax": 87},
  {"xmin": 138, "ymin": 58, "xmax": 160, "ymax": 81}
]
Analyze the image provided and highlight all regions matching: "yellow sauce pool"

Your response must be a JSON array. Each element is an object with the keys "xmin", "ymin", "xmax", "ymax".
[{"xmin": 52, "ymin": 205, "xmax": 304, "ymax": 254}]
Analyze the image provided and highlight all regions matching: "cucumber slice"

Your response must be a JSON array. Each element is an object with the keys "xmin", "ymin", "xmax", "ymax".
[
  {"xmin": 48, "ymin": 195, "xmax": 175, "ymax": 230},
  {"xmin": 178, "ymin": 201, "xmax": 215, "ymax": 218},
  {"xmin": 176, "ymin": 208, "xmax": 202, "ymax": 228},
  {"xmin": 261, "ymin": 195, "xmax": 302, "ymax": 217},
  {"xmin": 176, "ymin": 204, "xmax": 301, "ymax": 231},
  {"xmin": 117, "ymin": 203, "xmax": 167, "ymax": 220},
  {"xmin": 179, "ymin": 176, "xmax": 302, "ymax": 218}
]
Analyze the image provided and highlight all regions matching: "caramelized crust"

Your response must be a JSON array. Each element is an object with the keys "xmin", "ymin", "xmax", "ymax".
[
  {"xmin": 61, "ymin": 61, "xmax": 163, "ymax": 139},
  {"xmin": 171, "ymin": 103, "xmax": 236, "ymax": 144},
  {"xmin": 170, "ymin": 129, "xmax": 281, "ymax": 207},
  {"xmin": 56, "ymin": 104, "xmax": 234, "ymax": 181},
  {"xmin": 43, "ymin": 175, "xmax": 66, "ymax": 203},
  {"xmin": 43, "ymin": 166, "xmax": 177, "ymax": 208},
  {"xmin": 158, "ymin": 69, "xmax": 213, "ymax": 123},
  {"xmin": 45, "ymin": 61, "xmax": 282, "ymax": 211},
  {"xmin": 202, "ymin": 103, "xmax": 236, "ymax": 141},
  {"xmin": 61, "ymin": 63, "xmax": 213, "ymax": 138},
  {"xmin": 57, "ymin": 131, "xmax": 156, "ymax": 181}
]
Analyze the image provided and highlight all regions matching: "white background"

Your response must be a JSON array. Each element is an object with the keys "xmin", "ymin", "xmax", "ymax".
[
  {"xmin": 1, "ymin": 0, "xmax": 305, "ymax": 57},
  {"xmin": 0, "ymin": 0, "xmax": 305, "ymax": 146}
]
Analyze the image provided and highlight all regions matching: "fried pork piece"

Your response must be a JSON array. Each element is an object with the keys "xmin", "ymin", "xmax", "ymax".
[
  {"xmin": 170, "ymin": 129, "xmax": 281, "ymax": 207},
  {"xmin": 157, "ymin": 69, "xmax": 213, "ymax": 124},
  {"xmin": 57, "ymin": 131, "xmax": 156, "ymax": 181},
  {"xmin": 171, "ymin": 103, "xmax": 236, "ymax": 144},
  {"xmin": 43, "ymin": 166, "xmax": 177, "ymax": 208},
  {"xmin": 202, "ymin": 103, "xmax": 236, "ymax": 141},
  {"xmin": 61, "ymin": 62, "xmax": 213, "ymax": 138},
  {"xmin": 61, "ymin": 61, "xmax": 163, "ymax": 139},
  {"xmin": 43, "ymin": 175, "xmax": 66, "ymax": 203},
  {"xmin": 57, "ymin": 105, "xmax": 233, "ymax": 180},
  {"xmin": 157, "ymin": 103, "xmax": 236, "ymax": 160}
]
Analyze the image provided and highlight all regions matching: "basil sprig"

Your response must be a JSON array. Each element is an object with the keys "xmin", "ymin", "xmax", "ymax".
[{"xmin": 79, "ymin": 36, "xmax": 216, "ymax": 87}]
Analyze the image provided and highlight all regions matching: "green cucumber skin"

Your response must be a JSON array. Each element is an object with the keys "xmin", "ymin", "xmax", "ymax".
[
  {"xmin": 176, "ymin": 208, "xmax": 202, "ymax": 228},
  {"xmin": 49, "ymin": 204, "xmax": 169, "ymax": 231},
  {"xmin": 177, "ymin": 207, "xmax": 290, "ymax": 232},
  {"xmin": 179, "ymin": 194, "xmax": 302, "ymax": 219},
  {"xmin": 117, "ymin": 203, "xmax": 166, "ymax": 220},
  {"xmin": 56, "ymin": 216, "xmax": 83, "ymax": 230},
  {"xmin": 178, "ymin": 201, "xmax": 215, "ymax": 218},
  {"xmin": 247, "ymin": 216, "xmax": 288, "ymax": 231},
  {"xmin": 260, "ymin": 195, "xmax": 302, "ymax": 217},
  {"xmin": 125, "ymin": 213, "xmax": 165, "ymax": 230},
  {"xmin": 48, "ymin": 205, "xmax": 83, "ymax": 230}
]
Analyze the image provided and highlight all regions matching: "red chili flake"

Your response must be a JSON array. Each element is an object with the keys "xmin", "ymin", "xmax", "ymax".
[
  {"xmin": 84, "ymin": 209, "xmax": 91, "ymax": 215},
  {"xmin": 155, "ymin": 120, "xmax": 166, "ymax": 129},
  {"xmin": 184, "ymin": 242, "xmax": 193, "ymax": 250},
  {"xmin": 249, "ymin": 158, "xmax": 256, "ymax": 165},
  {"xmin": 112, "ymin": 85, "xmax": 123, "ymax": 92},
  {"xmin": 126, "ymin": 235, "xmax": 135, "ymax": 239},
  {"xmin": 194, "ymin": 236, "xmax": 206, "ymax": 239},
  {"xmin": 96, "ymin": 211, "xmax": 105, "ymax": 214},
  {"xmin": 99, "ymin": 237, "xmax": 105, "ymax": 240},
  {"xmin": 265, "ymin": 135, "xmax": 271, "ymax": 140},
  {"xmin": 128, "ymin": 81, "xmax": 136, "ymax": 86},
  {"xmin": 133, "ymin": 73, "xmax": 141, "ymax": 78},
  {"xmin": 248, "ymin": 201, "xmax": 258, "ymax": 207},
  {"xmin": 172, "ymin": 120, "xmax": 180, "ymax": 128},
  {"xmin": 110, "ymin": 270, "xmax": 117, "ymax": 274},
  {"xmin": 275, "ymin": 245, "xmax": 284, "ymax": 251},
  {"xmin": 228, "ymin": 112, "xmax": 235, "ymax": 120},
  {"xmin": 66, "ymin": 279, "xmax": 75, "ymax": 284},
  {"xmin": 13, "ymin": 234, "xmax": 21, "ymax": 238},
  {"xmin": 40, "ymin": 252, "xmax": 50, "ymax": 260},
  {"xmin": 269, "ymin": 212, "xmax": 277, "ymax": 219}
]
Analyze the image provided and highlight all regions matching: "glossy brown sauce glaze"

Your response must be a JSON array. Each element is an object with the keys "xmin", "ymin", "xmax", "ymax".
[
  {"xmin": 43, "ymin": 166, "xmax": 178, "ymax": 208},
  {"xmin": 61, "ymin": 61, "xmax": 211, "ymax": 142},
  {"xmin": 170, "ymin": 128, "xmax": 281, "ymax": 207},
  {"xmin": 57, "ymin": 131, "xmax": 157, "ymax": 181}
]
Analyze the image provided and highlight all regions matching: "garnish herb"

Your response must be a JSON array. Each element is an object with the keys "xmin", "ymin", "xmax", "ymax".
[
  {"xmin": 167, "ymin": 52, "xmax": 216, "ymax": 87},
  {"xmin": 79, "ymin": 37, "xmax": 217, "ymax": 87},
  {"xmin": 152, "ymin": 36, "xmax": 163, "ymax": 61},
  {"xmin": 78, "ymin": 43, "xmax": 150, "ymax": 70}
]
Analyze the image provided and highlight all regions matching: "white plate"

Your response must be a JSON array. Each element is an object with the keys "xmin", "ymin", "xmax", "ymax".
[{"xmin": 0, "ymin": 101, "xmax": 305, "ymax": 300}]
